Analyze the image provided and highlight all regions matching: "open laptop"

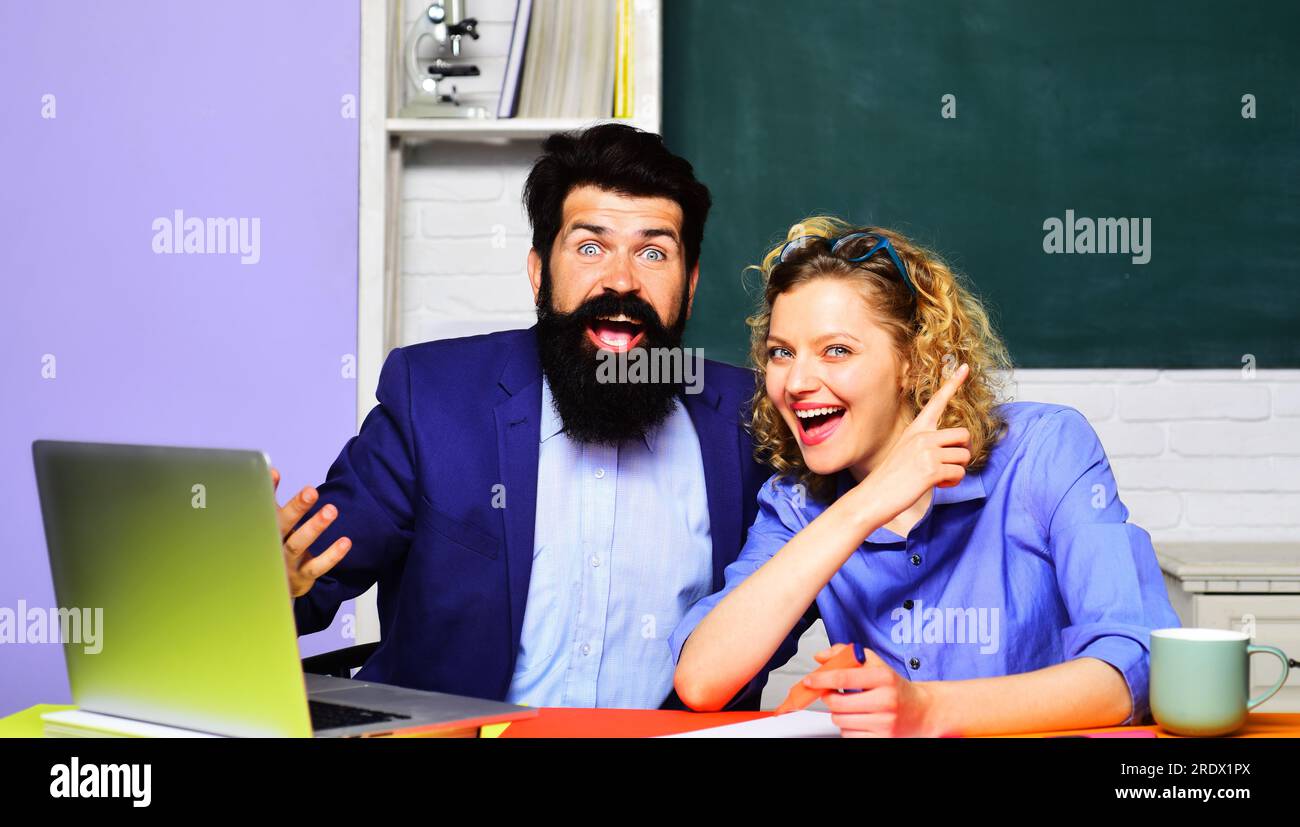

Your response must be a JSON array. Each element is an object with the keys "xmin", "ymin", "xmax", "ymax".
[{"xmin": 31, "ymin": 439, "xmax": 536, "ymax": 738}]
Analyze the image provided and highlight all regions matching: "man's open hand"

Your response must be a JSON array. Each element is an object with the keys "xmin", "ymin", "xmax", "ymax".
[{"xmin": 271, "ymin": 466, "xmax": 351, "ymax": 598}]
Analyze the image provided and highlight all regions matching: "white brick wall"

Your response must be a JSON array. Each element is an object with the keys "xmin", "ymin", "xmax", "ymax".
[
  {"xmin": 1012, "ymin": 370, "xmax": 1300, "ymax": 540},
  {"xmin": 400, "ymin": 159, "xmax": 1300, "ymax": 542},
  {"xmin": 400, "ymin": 141, "xmax": 539, "ymax": 343}
]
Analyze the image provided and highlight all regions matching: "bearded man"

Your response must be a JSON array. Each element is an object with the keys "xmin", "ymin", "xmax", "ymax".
[{"xmin": 284, "ymin": 124, "xmax": 781, "ymax": 710}]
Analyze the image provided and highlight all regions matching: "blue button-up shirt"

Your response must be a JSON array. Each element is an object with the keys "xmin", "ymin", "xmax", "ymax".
[
  {"xmin": 670, "ymin": 401, "xmax": 1182, "ymax": 725},
  {"xmin": 506, "ymin": 378, "xmax": 714, "ymax": 708}
]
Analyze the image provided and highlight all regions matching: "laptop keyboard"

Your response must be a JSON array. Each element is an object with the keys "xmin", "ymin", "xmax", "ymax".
[{"xmin": 309, "ymin": 699, "xmax": 411, "ymax": 732}]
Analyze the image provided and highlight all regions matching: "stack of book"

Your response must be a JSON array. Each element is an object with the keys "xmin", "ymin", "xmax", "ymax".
[{"xmin": 498, "ymin": 0, "xmax": 634, "ymax": 119}]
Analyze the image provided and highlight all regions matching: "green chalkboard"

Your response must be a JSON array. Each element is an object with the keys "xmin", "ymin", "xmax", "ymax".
[{"xmin": 664, "ymin": 0, "xmax": 1300, "ymax": 368}]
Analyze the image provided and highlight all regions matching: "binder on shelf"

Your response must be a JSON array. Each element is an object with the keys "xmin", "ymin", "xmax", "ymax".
[{"xmin": 497, "ymin": 0, "xmax": 534, "ymax": 118}]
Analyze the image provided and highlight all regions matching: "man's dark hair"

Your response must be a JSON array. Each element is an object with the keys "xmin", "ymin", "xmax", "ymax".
[{"xmin": 523, "ymin": 123, "xmax": 712, "ymax": 274}]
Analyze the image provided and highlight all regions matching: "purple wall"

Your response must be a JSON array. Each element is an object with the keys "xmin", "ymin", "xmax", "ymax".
[{"xmin": 0, "ymin": 2, "xmax": 361, "ymax": 715}]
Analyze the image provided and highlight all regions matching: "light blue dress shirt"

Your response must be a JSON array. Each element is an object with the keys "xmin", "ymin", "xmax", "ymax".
[
  {"xmin": 505, "ymin": 378, "xmax": 714, "ymax": 708},
  {"xmin": 669, "ymin": 402, "xmax": 1182, "ymax": 725}
]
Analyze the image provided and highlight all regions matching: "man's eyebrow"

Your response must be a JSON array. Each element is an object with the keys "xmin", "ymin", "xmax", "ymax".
[
  {"xmin": 639, "ymin": 227, "xmax": 680, "ymax": 245},
  {"xmin": 562, "ymin": 223, "xmax": 681, "ymax": 245},
  {"xmin": 565, "ymin": 222, "xmax": 609, "ymax": 237}
]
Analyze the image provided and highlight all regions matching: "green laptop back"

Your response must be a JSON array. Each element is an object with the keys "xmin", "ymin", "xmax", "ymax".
[{"xmin": 32, "ymin": 440, "xmax": 314, "ymax": 737}]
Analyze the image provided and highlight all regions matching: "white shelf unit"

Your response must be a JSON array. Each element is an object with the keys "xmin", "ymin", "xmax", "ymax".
[
  {"xmin": 386, "ymin": 115, "xmax": 656, "ymax": 142},
  {"xmin": 351, "ymin": 0, "xmax": 662, "ymax": 645}
]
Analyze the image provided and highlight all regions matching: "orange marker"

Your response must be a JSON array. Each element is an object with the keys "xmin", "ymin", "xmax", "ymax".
[{"xmin": 774, "ymin": 643, "xmax": 865, "ymax": 715}]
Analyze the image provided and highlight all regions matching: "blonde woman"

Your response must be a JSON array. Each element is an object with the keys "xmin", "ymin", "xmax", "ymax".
[{"xmin": 670, "ymin": 218, "xmax": 1180, "ymax": 736}]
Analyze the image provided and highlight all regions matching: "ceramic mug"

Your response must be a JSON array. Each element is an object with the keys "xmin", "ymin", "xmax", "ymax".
[{"xmin": 1149, "ymin": 627, "xmax": 1291, "ymax": 736}]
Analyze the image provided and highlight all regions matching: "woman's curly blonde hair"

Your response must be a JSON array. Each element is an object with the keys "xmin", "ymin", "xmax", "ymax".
[{"xmin": 746, "ymin": 217, "xmax": 1012, "ymax": 502}]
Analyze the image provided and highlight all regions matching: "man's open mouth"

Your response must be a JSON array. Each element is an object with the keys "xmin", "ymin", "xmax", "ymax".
[
  {"xmin": 793, "ymin": 404, "xmax": 846, "ymax": 446},
  {"xmin": 585, "ymin": 313, "xmax": 646, "ymax": 352}
]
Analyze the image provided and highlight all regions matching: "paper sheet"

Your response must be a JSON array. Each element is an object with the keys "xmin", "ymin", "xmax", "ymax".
[
  {"xmin": 41, "ymin": 709, "xmax": 223, "ymax": 738},
  {"xmin": 664, "ymin": 710, "xmax": 841, "ymax": 738}
]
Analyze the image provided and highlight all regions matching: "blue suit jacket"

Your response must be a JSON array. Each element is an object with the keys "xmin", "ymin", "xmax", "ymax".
[{"xmin": 293, "ymin": 326, "xmax": 788, "ymax": 708}]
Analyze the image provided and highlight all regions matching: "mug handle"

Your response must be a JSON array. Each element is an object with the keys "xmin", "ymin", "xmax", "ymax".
[{"xmin": 1246, "ymin": 645, "xmax": 1291, "ymax": 710}]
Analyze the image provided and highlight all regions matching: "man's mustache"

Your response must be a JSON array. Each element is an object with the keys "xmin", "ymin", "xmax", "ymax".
[{"xmin": 558, "ymin": 293, "xmax": 665, "ymax": 331}]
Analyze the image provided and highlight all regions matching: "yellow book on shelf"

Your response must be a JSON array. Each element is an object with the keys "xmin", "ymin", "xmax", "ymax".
[{"xmin": 615, "ymin": 0, "xmax": 633, "ymax": 118}]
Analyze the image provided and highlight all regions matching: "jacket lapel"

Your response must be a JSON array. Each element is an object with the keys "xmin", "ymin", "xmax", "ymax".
[
  {"xmin": 682, "ymin": 378, "xmax": 742, "ymax": 593},
  {"xmin": 494, "ymin": 329, "xmax": 543, "ymax": 682}
]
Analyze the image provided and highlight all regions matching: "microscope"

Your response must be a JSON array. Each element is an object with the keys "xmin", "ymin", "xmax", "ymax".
[{"xmin": 399, "ymin": 0, "xmax": 489, "ymax": 118}]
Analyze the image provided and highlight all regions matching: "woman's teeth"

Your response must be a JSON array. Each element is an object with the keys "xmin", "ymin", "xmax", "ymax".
[
  {"xmin": 794, "ymin": 405, "xmax": 846, "ymax": 445},
  {"xmin": 795, "ymin": 406, "xmax": 844, "ymax": 419}
]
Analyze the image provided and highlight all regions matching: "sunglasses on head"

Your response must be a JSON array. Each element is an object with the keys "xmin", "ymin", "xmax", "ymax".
[{"xmin": 777, "ymin": 231, "xmax": 917, "ymax": 296}]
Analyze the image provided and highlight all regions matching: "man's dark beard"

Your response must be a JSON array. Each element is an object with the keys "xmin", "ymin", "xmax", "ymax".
[{"xmin": 535, "ymin": 267, "xmax": 690, "ymax": 446}]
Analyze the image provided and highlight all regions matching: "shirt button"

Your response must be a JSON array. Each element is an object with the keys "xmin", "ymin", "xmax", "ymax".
[
  {"xmin": 909, "ymin": 657, "xmax": 921, "ymax": 669},
  {"xmin": 594, "ymin": 468, "xmax": 605, "ymax": 479},
  {"xmin": 590, "ymin": 555, "xmax": 601, "ymax": 567},
  {"xmin": 910, "ymin": 554, "xmax": 922, "ymax": 566},
  {"xmin": 581, "ymin": 643, "xmax": 591, "ymax": 656},
  {"xmin": 903, "ymin": 599, "xmax": 914, "ymax": 610}
]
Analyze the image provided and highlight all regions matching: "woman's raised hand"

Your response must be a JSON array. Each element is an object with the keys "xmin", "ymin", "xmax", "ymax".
[{"xmin": 851, "ymin": 363, "xmax": 972, "ymax": 524}]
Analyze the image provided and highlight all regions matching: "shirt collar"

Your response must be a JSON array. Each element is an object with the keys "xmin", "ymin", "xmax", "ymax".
[
  {"xmin": 642, "ymin": 420, "xmax": 658, "ymax": 453},
  {"xmin": 834, "ymin": 463, "xmax": 988, "ymax": 512},
  {"xmin": 933, "ymin": 465, "xmax": 987, "ymax": 505},
  {"xmin": 539, "ymin": 377, "xmax": 659, "ymax": 452},
  {"xmin": 539, "ymin": 378, "xmax": 565, "ymax": 444}
]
